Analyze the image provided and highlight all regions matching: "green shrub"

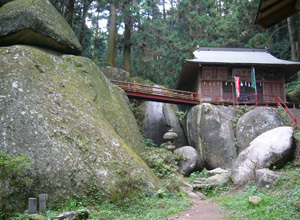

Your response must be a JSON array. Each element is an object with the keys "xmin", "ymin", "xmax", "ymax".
[
  {"xmin": 141, "ymin": 146, "xmax": 183, "ymax": 179},
  {"xmin": 0, "ymin": 152, "xmax": 32, "ymax": 217},
  {"xmin": 142, "ymin": 145, "xmax": 185, "ymax": 194},
  {"xmin": 286, "ymin": 78, "xmax": 300, "ymax": 93},
  {"xmin": 107, "ymin": 157, "xmax": 147, "ymax": 206},
  {"xmin": 277, "ymin": 107, "xmax": 297, "ymax": 129},
  {"xmin": 144, "ymin": 138, "xmax": 157, "ymax": 148},
  {"xmin": 175, "ymin": 111, "xmax": 186, "ymax": 121}
]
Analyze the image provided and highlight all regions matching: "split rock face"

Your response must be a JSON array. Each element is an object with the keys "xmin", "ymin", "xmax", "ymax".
[
  {"xmin": 140, "ymin": 100, "xmax": 188, "ymax": 148},
  {"xmin": 0, "ymin": 0, "xmax": 82, "ymax": 55}
]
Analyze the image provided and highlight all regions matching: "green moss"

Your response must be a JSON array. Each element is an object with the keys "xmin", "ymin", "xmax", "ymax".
[{"xmin": 0, "ymin": 45, "xmax": 160, "ymax": 211}]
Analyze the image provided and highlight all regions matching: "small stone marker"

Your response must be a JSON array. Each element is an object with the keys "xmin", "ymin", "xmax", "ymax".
[
  {"xmin": 249, "ymin": 196, "xmax": 263, "ymax": 204},
  {"xmin": 28, "ymin": 198, "xmax": 37, "ymax": 214},
  {"xmin": 38, "ymin": 194, "xmax": 47, "ymax": 212}
]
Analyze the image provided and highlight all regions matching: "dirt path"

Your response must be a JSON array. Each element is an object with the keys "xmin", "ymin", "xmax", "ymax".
[{"xmin": 168, "ymin": 199, "xmax": 228, "ymax": 220}]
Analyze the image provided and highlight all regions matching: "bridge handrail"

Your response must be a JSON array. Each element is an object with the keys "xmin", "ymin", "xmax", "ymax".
[
  {"xmin": 111, "ymin": 80, "xmax": 199, "ymax": 98},
  {"xmin": 276, "ymin": 96, "xmax": 297, "ymax": 129}
]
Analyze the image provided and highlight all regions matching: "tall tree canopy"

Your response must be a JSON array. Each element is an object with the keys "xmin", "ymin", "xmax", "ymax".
[{"xmin": 2, "ymin": 0, "xmax": 298, "ymax": 88}]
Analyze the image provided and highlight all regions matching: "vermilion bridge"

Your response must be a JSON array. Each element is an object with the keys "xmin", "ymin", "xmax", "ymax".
[{"xmin": 111, "ymin": 80, "xmax": 297, "ymax": 128}]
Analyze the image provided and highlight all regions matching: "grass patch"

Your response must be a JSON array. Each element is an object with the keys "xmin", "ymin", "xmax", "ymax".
[
  {"xmin": 213, "ymin": 165, "xmax": 300, "ymax": 219},
  {"xmin": 12, "ymin": 191, "xmax": 191, "ymax": 220},
  {"xmin": 89, "ymin": 193, "xmax": 191, "ymax": 220}
]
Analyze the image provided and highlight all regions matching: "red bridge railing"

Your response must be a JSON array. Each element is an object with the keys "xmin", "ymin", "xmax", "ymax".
[
  {"xmin": 276, "ymin": 96, "xmax": 297, "ymax": 129},
  {"xmin": 111, "ymin": 80, "xmax": 200, "ymax": 104}
]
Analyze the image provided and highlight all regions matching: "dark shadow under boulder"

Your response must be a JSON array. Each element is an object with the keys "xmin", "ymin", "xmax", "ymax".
[{"xmin": 0, "ymin": 0, "xmax": 82, "ymax": 55}]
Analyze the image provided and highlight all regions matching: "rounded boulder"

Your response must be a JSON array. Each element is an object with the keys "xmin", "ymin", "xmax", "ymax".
[{"xmin": 174, "ymin": 146, "xmax": 204, "ymax": 176}]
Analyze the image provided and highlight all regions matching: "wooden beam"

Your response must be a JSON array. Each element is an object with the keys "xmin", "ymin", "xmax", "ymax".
[{"xmin": 257, "ymin": 0, "xmax": 298, "ymax": 30}]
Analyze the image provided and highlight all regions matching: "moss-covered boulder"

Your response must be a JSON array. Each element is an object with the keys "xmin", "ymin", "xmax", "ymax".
[
  {"xmin": 0, "ymin": 45, "xmax": 159, "ymax": 211},
  {"xmin": 0, "ymin": 0, "xmax": 82, "ymax": 55}
]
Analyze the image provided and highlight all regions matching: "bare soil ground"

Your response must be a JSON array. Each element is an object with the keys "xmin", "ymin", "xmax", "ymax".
[{"xmin": 166, "ymin": 199, "xmax": 228, "ymax": 220}]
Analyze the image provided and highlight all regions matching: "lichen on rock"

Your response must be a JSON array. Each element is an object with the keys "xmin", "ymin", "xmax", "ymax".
[{"xmin": 0, "ymin": 45, "xmax": 159, "ymax": 211}]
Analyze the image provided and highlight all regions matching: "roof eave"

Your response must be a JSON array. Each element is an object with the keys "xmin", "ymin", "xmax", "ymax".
[{"xmin": 185, "ymin": 59, "xmax": 300, "ymax": 66}]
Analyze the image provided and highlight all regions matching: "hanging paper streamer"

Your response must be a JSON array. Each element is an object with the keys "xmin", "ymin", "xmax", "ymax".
[
  {"xmin": 251, "ymin": 67, "xmax": 256, "ymax": 89},
  {"xmin": 234, "ymin": 76, "xmax": 240, "ymax": 98}
]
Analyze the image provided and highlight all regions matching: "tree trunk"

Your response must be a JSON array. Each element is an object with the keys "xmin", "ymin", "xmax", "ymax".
[
  {"xmin": 162, "ymin": 0, "xmax": 166, "ymax": 20},
  {"xmin": 287, "ymin": 17, "xmax": 297, "ymax": 61},
  {"xmin": 107, "ymin": 3, "xmax": 117, "ymax": 67},
  {"xmin": 93, "ymin": 12, "xmax": 100, "ymax": 61},
  {"xmin": 60, "ymin": 0, "xmax": 66, "ymax": 16},
  {"xmin": 79, "ymin": 0, "xmax": 93, "ymax": 56},
  {"xmin": 67, "ymin": 0, "xmax": 75, "ymax": 27},
  {"xmin": 294, "ymin": 15, "xmax": 300, "ymax": 61},
  {"xmin": 123, "ymin": 20, "xmax": 131, "ymax": 75}
]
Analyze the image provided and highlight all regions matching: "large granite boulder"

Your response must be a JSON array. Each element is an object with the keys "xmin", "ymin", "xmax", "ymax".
[
  {"xmin": 139, "ymin": 100, "xmax": 188, "ymax": 148},
  {"xmin": 174, "ymin": 146, "xmax": 204, "ymax": 176},
  {"xmin": 186, "ymin": 103, "xmax": 237, "ymax": 169},
  {"xmin": 0, "ymin": 45, "xmax": 159, "ymax": 211},
  {"xmin": 236, "ymin": 107, "xmax": 283, "ymax": 154},
  {"xmin": 232, "ymin": 126, "xmax": 294, "ymax": 185},
  {"xmin": 0, "ymin": 0, "xmax": 82, "ymax": 55}
]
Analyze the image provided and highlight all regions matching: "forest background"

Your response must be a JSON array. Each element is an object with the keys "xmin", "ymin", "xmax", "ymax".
[{"xmin": 1, "ymin": 0, "xmax": 299, "ymax": 89}]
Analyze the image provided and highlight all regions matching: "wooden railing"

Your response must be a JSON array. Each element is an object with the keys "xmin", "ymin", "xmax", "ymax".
[
  {"xmin": 276, "ymin": 96, "xmax": 298, "ymax": 129},
  {"xmin": 198, "ymin": 93, "xmax": 279, "ymax": 106},
  {"xmin": 111, "ymin": 80, "xmax": 200, "ymax": 101}
]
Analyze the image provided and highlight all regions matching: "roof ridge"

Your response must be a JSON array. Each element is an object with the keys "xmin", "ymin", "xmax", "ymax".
[{"xmin": 195, "ymin": 47, "xmax": 267, "ymax": 52}]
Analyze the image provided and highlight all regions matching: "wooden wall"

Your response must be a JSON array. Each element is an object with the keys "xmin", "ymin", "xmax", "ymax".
[{"xmin": 198, "ymin": 65, "xmax": 286, "ymax": 102}]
